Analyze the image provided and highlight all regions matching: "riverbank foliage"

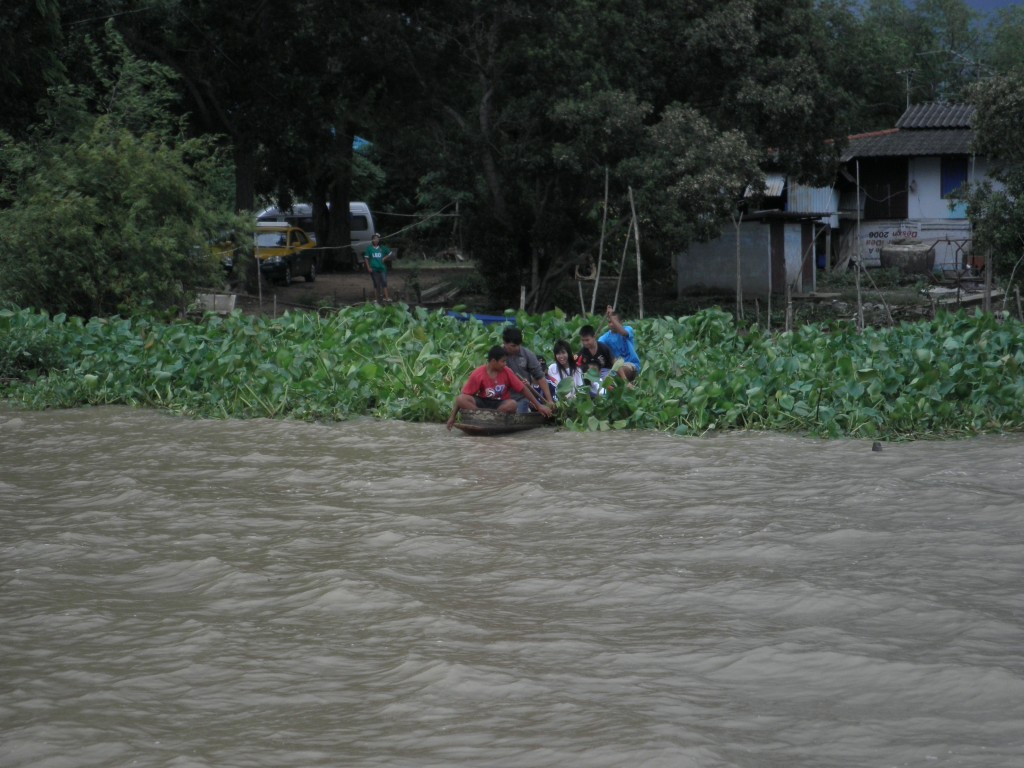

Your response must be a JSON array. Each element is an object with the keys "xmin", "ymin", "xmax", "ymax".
[{"xmin": 4, "ymin": 304, "xmax": 1024, "ymax": 440}]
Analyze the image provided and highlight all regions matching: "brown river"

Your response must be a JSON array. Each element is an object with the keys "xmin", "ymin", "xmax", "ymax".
[{"xmin": 2, "ymin": 407, "xmax": 1022, "ymax": 767}]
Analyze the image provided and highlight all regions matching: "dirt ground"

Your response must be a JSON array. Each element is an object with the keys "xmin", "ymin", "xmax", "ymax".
[
  {"xmin": 223, "ymin": 260, "xmax": 974, "ymax": 325},
  {"xmin": 231, "ymin": 263, "xmax": 475, "ymax": 316}
]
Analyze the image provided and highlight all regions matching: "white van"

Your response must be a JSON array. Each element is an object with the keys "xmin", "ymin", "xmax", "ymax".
[{"xmin": 255, "ymin": 202, "xmax": 376, "ymax": 264}]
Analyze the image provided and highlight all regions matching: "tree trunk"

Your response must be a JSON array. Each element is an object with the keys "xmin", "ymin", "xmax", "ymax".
[
  {"xmin": 313, "ymin": 123, "xmax": 354, "ymax": 271},
  {"xmin": 234, "ymin": 141, "xmax": 257, "ymax": 214}
]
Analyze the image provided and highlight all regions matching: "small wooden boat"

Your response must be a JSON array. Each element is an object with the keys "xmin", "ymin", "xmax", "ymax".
[{"xmin": 453, "ymin": 409, "xmax": 550, "ymax": 436}]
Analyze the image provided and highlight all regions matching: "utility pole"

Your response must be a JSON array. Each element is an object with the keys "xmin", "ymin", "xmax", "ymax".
[{"xmin": 897, "ymin": 69, "xmax": 915, "ymax": 110}]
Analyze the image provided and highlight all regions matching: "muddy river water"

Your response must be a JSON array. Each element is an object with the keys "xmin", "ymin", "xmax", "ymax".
[{"xmin": 2, "ymin": 408, "xmax": 1022, "ymax": 767}]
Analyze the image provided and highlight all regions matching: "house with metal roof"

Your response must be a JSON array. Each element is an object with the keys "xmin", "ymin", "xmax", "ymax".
[
  {"xmin": 836, "ymin": 102, "xmax": 991, "ymax": 272},
  {"xmin": 674, "ymin": 103, "xmax": 993, "ymax": 300},
  {"xmin": 674, "ymin": 173, "xmax": 837, "ymax": 299}
]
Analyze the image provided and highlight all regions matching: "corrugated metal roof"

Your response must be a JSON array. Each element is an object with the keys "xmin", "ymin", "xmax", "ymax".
[
  {"xmin": 896, "ymin": 103, "xmax": 975, "ymax": 129},
  {"xmin": 764, "ymin": 173, "xmax": 785, "ymax": 197},
  {"xmin": 788, "ymin": 183, "xmax": 839, "ymax": 229},
  {"xmin": 743, "ymin": 173, "xmax": 786, "ymax": 199},
  {"xmin": 840, "ymin": 128, "xmax": 973, "ymax": 161},
  {"xmin": 787, "ymin": 184, "xmax": 836, "ymax": 210}
]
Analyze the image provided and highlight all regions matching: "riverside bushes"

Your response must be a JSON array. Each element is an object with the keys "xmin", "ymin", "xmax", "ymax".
[{"xmin": 2, "ymin": 304, "xmax": 1023, "ymax": 439}]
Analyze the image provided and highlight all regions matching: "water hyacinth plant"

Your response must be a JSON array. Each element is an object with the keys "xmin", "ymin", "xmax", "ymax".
[{"xmin": 2, "ymin": 304, "xmax": 1024, "ymax": 439}]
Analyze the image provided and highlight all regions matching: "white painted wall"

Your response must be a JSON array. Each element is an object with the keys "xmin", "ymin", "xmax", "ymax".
[
  {"xmin": 908, "ymin": 158, "xmax": 967, "ymax": 219},
  {"xmin": 839, "ymin": 154, "xmax": 998, "ymax": 271}
]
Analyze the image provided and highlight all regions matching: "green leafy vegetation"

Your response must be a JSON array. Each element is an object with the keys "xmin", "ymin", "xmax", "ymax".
[
  {"xmin": 964, "ymin": 71, "xmax": 1024, "ymax": 295},
  {"xmin": 2, "ymin": 1, "xmax": 1023, "ymax": 317},
  {"xmin": 3, "ymin": 304, "xmax": 1023, "ymax": 440},
  {"xmin": 0, "ymin": 24, "xmax": 243, "ymax": 319}
]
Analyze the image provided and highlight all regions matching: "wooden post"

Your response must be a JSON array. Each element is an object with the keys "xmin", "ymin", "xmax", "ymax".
[
  {"xmin": 855, "ymin": 160, "xmax": 864, "ymax": 331},
  {"xmin": 984, "ymin": 247, "xmax": 992, "ymax": 314},
  {"xmin": 810, "ymin": 222, "xmax": 817, "ymax": 293},
  {"xmin": 825, "ymin": 227, "xmax": 832, "ymax": 273},
  {"xmin": 530, "ymin": 249, "xmax": 539, "ymax": 311},
  {"xmin": 256, "ymin": 254, "xmax": 263, "ymax": 312},
  {"xmin": 628, "ymin": 186, "xmax": 644, "ymax": 319},
  {"xmin": 590, "ymin": 167, "xmax": 609, "ymax": 315},
  {"xmin": 785, "ymin": 281, "xmax": 792, "ymax": 333},
  {"xmin": 733, "ymin": 210, "xmax": 744, "ymax": 321}
]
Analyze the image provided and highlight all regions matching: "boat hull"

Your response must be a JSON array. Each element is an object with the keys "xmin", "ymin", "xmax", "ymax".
[{"xmin": 453, "ymin": 410, "xmax": 549, "ymax": 436}]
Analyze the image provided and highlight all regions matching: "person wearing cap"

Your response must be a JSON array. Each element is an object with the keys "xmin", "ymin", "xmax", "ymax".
[
  {"xmin": 363, "ymin": 232, "xmax": 393, "ymax": 303},
  {"xmin": 598, "ymin": 305, "xmax": 641, "ymax": 382}
]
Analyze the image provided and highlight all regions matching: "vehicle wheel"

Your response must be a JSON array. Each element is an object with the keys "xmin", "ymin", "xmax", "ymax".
[
  {"xmin": 305, "ymin": 262, "xmax": 316, "ymax": 282},
  {"xmin": 282, "ymin": 266, "xmax": 292, "ymax": 287}
]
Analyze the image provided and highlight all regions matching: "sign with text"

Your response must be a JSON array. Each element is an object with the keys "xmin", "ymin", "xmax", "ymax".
[{"xmin": 858, "ymin": 222, "xmax": 920, "ymax": 265}]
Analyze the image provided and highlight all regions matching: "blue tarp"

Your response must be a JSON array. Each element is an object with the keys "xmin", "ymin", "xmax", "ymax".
[{"xmin": 446, "ymin": 312, "xmax": 516, "ymax": 326}]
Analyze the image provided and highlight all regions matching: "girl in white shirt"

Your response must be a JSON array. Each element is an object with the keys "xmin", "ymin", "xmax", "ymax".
[{"xmin": 547, "ymin": 339, "xmax": 585, "ymax": 399}]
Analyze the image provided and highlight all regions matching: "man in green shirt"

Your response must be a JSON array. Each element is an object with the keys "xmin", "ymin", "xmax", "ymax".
[{"xmin": 363, "ymin": 233, "xmax": 393, "ymax": 303}]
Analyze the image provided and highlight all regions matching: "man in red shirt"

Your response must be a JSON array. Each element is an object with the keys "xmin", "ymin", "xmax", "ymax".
[{"xmin": 446, "ymin": 346, "xmax": 552, "ymax": 430}]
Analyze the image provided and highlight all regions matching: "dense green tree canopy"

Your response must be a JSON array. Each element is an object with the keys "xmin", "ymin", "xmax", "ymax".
[
  {"xmin": 965, "ymin": 71, "xmax": 1024, "ymax": 282},
  {"xmin": 0, "ymin": 0, "xmax": 63, "ymax": 138},
  {"xmin": 0, "ymin": 0, "xmax": 1014, "ymax": 314},
  {"xmin": 0, "ymin": 25, "xmax": 236, "ymax": 317}
]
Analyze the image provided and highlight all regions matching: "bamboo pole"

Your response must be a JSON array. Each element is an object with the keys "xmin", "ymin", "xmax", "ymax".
[
  {"xmin": 856, "ymin": 160, "xmax": 864, "ymax": 331},
  {"xmin": 590, "ymin": 167, "xmax": 609, "ymax": 315},
  {"xmin": 855, "ymin": 262, "xmax": 864, "ymax": 331},
  {"xmin": 628, "ymin": 186, "xmax": 644, "ymax": 319},
  {"xmin": 612, "ymin": 220, "xmax": 632, "ymax": 312},
  {"xmin": 785, "ymin": 281, "xmax": 792, "ymax": 333}
]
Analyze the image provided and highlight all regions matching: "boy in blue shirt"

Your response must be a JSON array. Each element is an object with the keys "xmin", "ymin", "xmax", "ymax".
[{"xmin": 598, "ymin": 306, "xmax": 640, "ymax": 382}]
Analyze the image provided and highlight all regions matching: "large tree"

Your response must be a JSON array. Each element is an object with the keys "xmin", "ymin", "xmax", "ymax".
[
  {"xmin": 0, "ymin": 25, "xmax": 233, "ymax": 317},
  {"xmin": 7, "ymin": 0, "xmax": 1005, "ymax": 312},
  {"xmin": 0, "ymin": 0, "xmax": 63, "ymax": 138},
  {"xmin": 387, "ymin": 0, "xmax": 846, "ymax": 309},
  {"xmin": 983, "ymin": 5, "xmax": 1024, "ymax": 74},
  {"xmin": 106, "ymin": 0, "xmax": 404, "ymax": 268},
  {"xmin": 965, "ymin": 71, "xmax": 1024, "ymax": 286}
]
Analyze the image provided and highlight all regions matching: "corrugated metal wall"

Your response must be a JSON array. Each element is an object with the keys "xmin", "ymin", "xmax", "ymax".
[{"xmin": 787, "ymin": 183, "xmax": 839, "ymax": 229}]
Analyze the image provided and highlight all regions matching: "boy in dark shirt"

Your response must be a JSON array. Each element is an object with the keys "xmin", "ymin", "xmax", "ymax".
[{"xmin": 578, "ymin": 324, "xmax": 616, "ymax": 375}]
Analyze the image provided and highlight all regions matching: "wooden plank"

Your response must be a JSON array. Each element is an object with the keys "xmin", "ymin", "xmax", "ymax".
[
  {"xmin": 933, "ymin": 290, "xmax": 1003, "ymax": 306},
  {"xmin": 419, "ymin": 281, "xmax": 454, "ymax": 300},
  {"xmin": 791, "ymin": 292, "xmax": 841, "ymax": 301}
]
